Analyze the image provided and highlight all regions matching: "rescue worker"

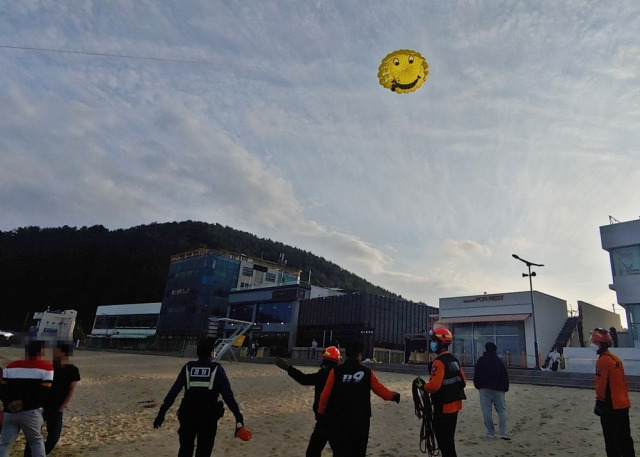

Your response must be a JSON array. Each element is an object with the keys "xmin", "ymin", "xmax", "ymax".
[
  {"xmin": 317, "ymin": 340, "xmax": 400, "ymax": 457},
  {"xmin": 591, "ymin": 328, "xmax": 635, "ymax": 457},
  {"xmin": 275, "ymin": 346, "xmax": 342, "ymax": 457},
  {"xmin": 418, "ymin": 327, "xmax": 466, "ymax": 457},
  {"xmin": 153, "ymin": 338, "xmax": 246, "ymax": 457}
]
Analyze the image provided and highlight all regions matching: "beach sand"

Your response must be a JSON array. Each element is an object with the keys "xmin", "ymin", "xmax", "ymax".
[{"xmin": 1, "ymin": 347, "xmax": 637, "ymax": 456}]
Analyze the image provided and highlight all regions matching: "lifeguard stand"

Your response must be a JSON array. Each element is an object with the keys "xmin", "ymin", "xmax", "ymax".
[{"xmin": 213, "ymin": 318, "xmax": 253, "ymax": 362}]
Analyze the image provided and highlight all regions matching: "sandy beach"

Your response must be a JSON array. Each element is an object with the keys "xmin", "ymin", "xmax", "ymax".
[{"xmin": 1, "ymin": 347, "xmax": 637, "ymax": 457}]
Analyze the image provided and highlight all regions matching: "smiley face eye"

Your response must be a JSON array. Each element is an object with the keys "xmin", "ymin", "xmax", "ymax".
[
  {"xmin": 408, "ymin": 56, "xmax": 414, "ymax": 64},
  {"xmin": 393, "ymin": 58, "xmax": 400, "ymax": 66}
]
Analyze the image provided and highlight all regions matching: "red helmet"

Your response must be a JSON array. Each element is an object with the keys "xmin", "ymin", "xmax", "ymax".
[
  {"xmin": 323, "ymin": 346, "xmax": 342, "ymax": 362},
  {"xmin": 429, "ymin": 327, "xmax": 453, "ymax": 344},
  {"xmin": 590, "ymin": 328, "xmax": 613, "ymax": 346},
  {"xmin": 235, "ymin": 426, "xmax": 252, "ymax": 441}
]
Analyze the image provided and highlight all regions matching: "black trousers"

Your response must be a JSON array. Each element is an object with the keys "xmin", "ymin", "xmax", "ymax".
[
  {"xmin": 601, "ymin": 407, "xmax": 635, "ymax": 457},
  {"xmin": 433, "ymin": 409, "xmax": 459, "ymax": 457},
  {"xmin": 328, "ymin": 419, "xmax": 370, "ymax": 457},
  {"xmin": 177, "ymin": 412, "xmax": 218, "ymax": 457},
  {"xmin": 306, "ymin": 421, "xmax": 329, "ymax": 457}
]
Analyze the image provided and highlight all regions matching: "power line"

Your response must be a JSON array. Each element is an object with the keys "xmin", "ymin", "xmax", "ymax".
[{"xmin": 0, "ymin": 44, "xmax": 258, "ymax": 70}]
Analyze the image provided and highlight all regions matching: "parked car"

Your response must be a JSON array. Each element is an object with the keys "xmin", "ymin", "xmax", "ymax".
[{"xmin": 0, "ymin": 330, "xmax": 15, "ymax": 346}]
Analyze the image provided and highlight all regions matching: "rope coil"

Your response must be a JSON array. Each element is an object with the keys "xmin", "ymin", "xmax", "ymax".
[{"xmin": 412, "ymin": 376, "xmax": 439, "ymax": 456}]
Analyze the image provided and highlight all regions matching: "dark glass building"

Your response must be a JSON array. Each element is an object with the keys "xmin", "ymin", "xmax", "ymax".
[
  {"xmin": 156, "ymin": 249, "xmax": 240, "ymax": 339},
  {"xmin": 296, "ymin": 292, "xmax": 437, "ymax": 358}
]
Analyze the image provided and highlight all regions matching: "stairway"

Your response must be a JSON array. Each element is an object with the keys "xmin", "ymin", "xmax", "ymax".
[{"xmin": 550, "ymin": 316, "xmax": 580, "ymax": 355}]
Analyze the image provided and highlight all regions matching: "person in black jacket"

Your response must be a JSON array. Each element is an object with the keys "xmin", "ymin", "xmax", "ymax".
[
  {"xmin": 473, "ymin": 342, "xmax": 510, "ymax": 440},
  {"xmin": 317, "ymin": 340, "xmax": 400, "ymax": 457},
  {"xmin": 275, "ymin": 346, "xmax": 342, "ymax": 457},
  {"xmin": 153, "ymin": 338, "xmax": 246, "ymax": 457}
]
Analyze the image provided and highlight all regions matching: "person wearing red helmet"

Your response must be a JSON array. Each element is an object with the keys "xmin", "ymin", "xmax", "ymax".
[
  {"xmin": 275, "ymin": 345, "xmax": 342, "ymax": 457},
  {"xmin": 418, "ymin": 327, "xmax": 466, "ymax": 457},
  {"xmin": 591, "ymin": 328, "xmax": 635, "ymax": 457}
]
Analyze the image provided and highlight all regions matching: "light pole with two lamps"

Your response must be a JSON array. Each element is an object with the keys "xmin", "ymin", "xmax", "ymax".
[{"xmin": 512, "ymin": 254, "xmax": 544, "ymax": 369}]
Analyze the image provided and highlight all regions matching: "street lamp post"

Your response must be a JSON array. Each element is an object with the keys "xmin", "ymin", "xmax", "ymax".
[{"xmin": 512, "ymin": 254, "xmax": 544, "ymax": 369}]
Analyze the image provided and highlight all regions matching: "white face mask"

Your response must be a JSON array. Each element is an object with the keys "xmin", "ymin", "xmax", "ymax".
[{"xmin": 590, "ymin": 343, "xmax": 600, "ymax": 352}]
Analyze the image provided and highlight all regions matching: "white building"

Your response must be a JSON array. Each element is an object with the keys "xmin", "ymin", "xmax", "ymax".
[
  {"xmin": 437, "ymin": 291, "xmax": 568, "ymax": 368},
  {"xmin": 31, "ymin": 309, "xmax": 77, "ymax": 341},
  {"xmin": 600, "ymin": 217, "xmax": 640, "ymax": 346},
  {"xmin": 89, "ymin": 302, "xmax": 161, "ymax": 348}
]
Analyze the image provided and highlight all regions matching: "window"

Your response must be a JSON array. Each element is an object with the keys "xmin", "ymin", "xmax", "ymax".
[
  {"xmin": 257, "ymin": 302, "xmax": 293, "ymax": 323},
  {"xmin": 265, "ymin": 273, "xmax": 276, "ymax": 282},
  {"xmin": 450, "ymin": 321, "xmax": 525, "ymax": 367},
  {"xmin": 611, "ymin": 246, "xmax": 640, "ymax": 276},
  {"xmin": 242, "ymin": 266, "xmax": 254, "ymax": 277}
]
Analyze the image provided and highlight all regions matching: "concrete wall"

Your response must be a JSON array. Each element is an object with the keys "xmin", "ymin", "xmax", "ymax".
[
  {"xmin": 578, "ymin": 300, "xmax": 622, "ymax": 338},
  {"xmin": 564, "ymin": 347, "xmax": 640, "ymax": 376}
]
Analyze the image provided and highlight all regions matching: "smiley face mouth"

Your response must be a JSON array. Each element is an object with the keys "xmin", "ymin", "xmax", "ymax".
[{"xmin": 391, "ymin": 76, "xmax": 421, "ymax": 92}]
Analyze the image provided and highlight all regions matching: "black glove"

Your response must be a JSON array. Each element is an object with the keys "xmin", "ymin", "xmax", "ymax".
[
  {"xmin": 392, "ymin": 392, "xmax": 400, "ymax": 403},
  {"xmin": 594, "ymin": 400, "xmax": 605, "ymax": 417},
  {"xmin": 235, "ymin": 413, "xmax": 244, "ymax": 424},
  {"xmin": 154, "ymin": 405, "xmax": 168, "ymax": 429},
  {"xmin": 275, "ymin": 357, "xmax": 290, "ymax": 370}
]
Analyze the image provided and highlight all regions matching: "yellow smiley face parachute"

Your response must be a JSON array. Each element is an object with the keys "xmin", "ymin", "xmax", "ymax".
[{"xmin": 378, "ymin": 49, "xmax": 429, "ymax": 94}]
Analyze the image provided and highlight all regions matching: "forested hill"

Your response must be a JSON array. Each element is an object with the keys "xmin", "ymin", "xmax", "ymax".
[{"xmin": 0, "ymin": 221, "xmax": 400, "ymax": 332}]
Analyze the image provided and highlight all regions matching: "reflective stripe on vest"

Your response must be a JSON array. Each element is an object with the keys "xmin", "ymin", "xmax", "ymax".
[{"xmin": 185, "ymin": 365, "xmax": 218, "ymax": 390}]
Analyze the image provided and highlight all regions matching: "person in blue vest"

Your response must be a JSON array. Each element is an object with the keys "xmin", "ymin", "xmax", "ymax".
[{"xmin": 153, "ymin": 338, "xmax": 246, "ymax": 457}]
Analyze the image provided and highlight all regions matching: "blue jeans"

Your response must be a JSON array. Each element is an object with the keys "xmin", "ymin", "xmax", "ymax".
[
  {"xmin": 0, "ymin": 409, "xmax": 45, "ymax": 457},
  {"xmin": 478, "ymin": 389, "xmax": 509, "ymax": 438},
  {"xmin": 23, "ymin": 409, "xmax": 64, "ymax": 456}
]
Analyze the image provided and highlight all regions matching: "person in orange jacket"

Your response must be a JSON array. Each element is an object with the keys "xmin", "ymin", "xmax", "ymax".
[
  {"xmin": 317, "ymin": 340, "xmax": 400, "ymax": 457},
  {"xmin": 591, "ymin": 328, "xmax": 635, "ymax": 457},
  {"xmin": 418, "ymin": 327, "xmax": 466, "ymax": 457}
]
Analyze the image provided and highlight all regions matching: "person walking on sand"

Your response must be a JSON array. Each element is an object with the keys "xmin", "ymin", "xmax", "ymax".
[
  {"xmin": 0, "ymin": 340, "xmax": 53, "ymax": 457},
  {"xmin": 24, "ymin": 340, "xmax": 80, "ymax": 457},
  {"xmin": 473, "ymin": 342, "xmax": 510, "ymax": 440},
  {"xmin": 317, "ymin": 340, "xmax": 400, "ymax": 457},
  {"xmin": 417, "ymin": 328, "xmax": 466, "ymax": 457},
  {"xmin": 591, "ymin": 328, "xmax": 635, "ymax": 457},
  {"xmin": 275, "ymin": 346, "xmax": 341, "ymax": 457},
  {"xmin": 153, "ymin": 338, "xmax": 247, "ymax": 457}
]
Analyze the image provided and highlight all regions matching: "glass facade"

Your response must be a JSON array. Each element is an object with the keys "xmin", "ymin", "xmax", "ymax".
[
  {"xmin": 257, "ymin": 302, "xmax": 293, "ymax": 324},
  {"xmin": 94, "ymin": 314, "xmax": 158, "ymax": 329},
  {"xmin": 451, "ymin": 321, "xmax": 526, "ymax": 367},
  {"xmin": 229, "ymin": 304, "xmax": 255, "ymax": 322},
  {"xmin": 157, "ymin": 252, "xmax": 241, "ymax": 337},
  {"xmin": 611, "ymin": 246, "xmax": 640, "ymax": 277}
]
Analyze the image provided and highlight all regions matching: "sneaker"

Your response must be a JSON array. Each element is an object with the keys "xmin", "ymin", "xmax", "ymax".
[
  {"xmin": 501, "ymin": 436, "xmax": 511, "ymax": 441},
  {"xmin": 484, "ymin": 434, "xmax": 495, "ymax": 438}
]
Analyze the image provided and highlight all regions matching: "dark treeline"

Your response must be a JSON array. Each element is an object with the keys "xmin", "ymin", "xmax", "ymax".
[{"xmin": 0, "ymin": 221, "xmax": 398, "ymax": 332}]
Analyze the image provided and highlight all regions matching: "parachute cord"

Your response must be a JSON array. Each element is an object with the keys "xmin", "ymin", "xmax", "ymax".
[{"xmin": 412, "ymin": 377, "xmax": 439, "ymax": 456}]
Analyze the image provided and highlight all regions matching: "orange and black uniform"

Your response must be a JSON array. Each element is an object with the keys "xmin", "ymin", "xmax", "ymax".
[
  {"xmin": 595, "ymin": 350, "xmax": 635, "ymax": 457},
  {"xmin": 317, "ymin": 358, "xmax": 396, "ymax": 457},
  {"xmin": 424, "ymin": 351, "xmax": 466, "ymax": 457},
  {"xmin": 285, "ymin": 363, "xmax": 334, "ymax": 457}
]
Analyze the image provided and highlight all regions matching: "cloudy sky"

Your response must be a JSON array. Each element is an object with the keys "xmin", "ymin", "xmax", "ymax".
[{"xmin": 2, "ymin": 1, "xmax": 639, "ymax": 321}]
